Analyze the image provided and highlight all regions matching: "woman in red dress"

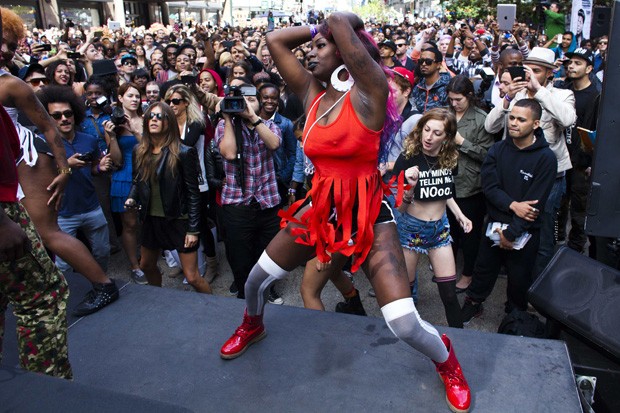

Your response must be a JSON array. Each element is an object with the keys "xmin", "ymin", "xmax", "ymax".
[{"xmin": 219, "ymin": 12, "xmax": 471, "ymax": 412}]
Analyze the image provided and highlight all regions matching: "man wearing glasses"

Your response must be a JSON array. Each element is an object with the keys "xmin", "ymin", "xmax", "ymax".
[
  {"xmin": 394, "ymin": 36, "xmax": 415, "ymax": 71},
  {"xmin": 410, "ymin": 47, "xmax": 450, "ymax": 113},
  {"xmin": 38, "ymin": 85, "xmax": 119, "ymax": 317}
]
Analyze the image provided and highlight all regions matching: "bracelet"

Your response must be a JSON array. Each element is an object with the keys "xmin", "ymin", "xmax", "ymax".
[
  {"xmin": 504, "ymin": 94, "xmax": 512, "ymax": 102},
  {"xmin": 58, "ymin": 167, "xmax": 72, "ymax": 175},
  {"xmin": 288, "ymin": 188, "xmax": 296, "ymax": 195},
  {"xmin": 309, "ymin": 25, "xmax": 318, "ymax": 39},
  {"xmin": 252, "ymin": 118, "xmax": 263, "ymax": 127}
]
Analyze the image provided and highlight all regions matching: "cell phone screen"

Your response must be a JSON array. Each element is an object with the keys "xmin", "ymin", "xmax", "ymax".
[{"xmin": 506, "ymin": 66, "xmax": 526, "ymax": 81}]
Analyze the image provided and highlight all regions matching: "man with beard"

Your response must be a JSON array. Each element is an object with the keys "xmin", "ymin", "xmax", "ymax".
[{"xmin": 462, "ymin": 99, "xmax": 557, "ymax": 323}]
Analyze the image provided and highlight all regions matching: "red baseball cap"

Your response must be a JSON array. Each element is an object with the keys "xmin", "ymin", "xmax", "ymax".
[{"xmin": 392, "ymin": 67, "xmax": 415, "ymax": 87}]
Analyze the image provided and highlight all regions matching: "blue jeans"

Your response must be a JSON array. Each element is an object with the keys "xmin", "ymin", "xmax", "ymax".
[
  {"xmin": 56, "ymin": 207, "xmax": 110, "ymax": 273},
  {"xmin": 397, "ymin": 212, "xmax": 452, "ymax": 254},
  {"xmin": 533, "ymin": 176, "xmax": 566, "ymax": 277}
]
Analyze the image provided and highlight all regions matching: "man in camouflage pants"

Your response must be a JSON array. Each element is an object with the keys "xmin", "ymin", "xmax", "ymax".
[{"xmin": 0, "ymin": 103, "xmax": 72, "ymax": 379}]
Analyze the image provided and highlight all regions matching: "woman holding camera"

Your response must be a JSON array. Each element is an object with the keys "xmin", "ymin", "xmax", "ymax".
[
  {"xmin": 104, "ymin": 82, "xmax": 144, "ymax": 283},
  {"xmin": 125, "ymin": 103, "xmax": 211, "ymax": 293}
]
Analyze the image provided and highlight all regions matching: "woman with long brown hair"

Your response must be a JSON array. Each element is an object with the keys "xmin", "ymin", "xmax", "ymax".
[
  {"xmin": 125, "ymin": 103, "xmax": 211, "ymax": 293},
  {"xmin": 104, "ymin": 82, "xmax": 144, "ymax": 282}
]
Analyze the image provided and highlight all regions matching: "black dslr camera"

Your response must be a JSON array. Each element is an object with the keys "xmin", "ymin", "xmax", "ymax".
[
  {"xmin": 221, "ymin": 85, "xmax": 257, "ymax": 114},
  {"xmin": 110, "ymin": 106, "xmax": 126, "ymax": 126}
]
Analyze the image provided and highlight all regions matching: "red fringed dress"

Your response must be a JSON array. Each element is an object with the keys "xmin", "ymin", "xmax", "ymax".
[{"xmin": 279, "ymin": 91, "xmax": 402, "ymax": 272}]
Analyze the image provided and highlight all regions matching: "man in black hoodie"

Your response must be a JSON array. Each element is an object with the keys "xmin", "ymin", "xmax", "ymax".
[{"xmin": 462, "ymin": 99, "xmax": 557, "ymax": 323}]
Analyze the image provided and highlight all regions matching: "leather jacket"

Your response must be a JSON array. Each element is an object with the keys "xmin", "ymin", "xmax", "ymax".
[{"xmin": 128, "ymin": 144, "xmax": 201, "ymax": 233}]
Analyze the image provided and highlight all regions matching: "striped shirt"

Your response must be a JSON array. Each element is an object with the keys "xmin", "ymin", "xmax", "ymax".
[{"xmin": 215, "ymin": 118, "xmax": 282, "ymax": 208}]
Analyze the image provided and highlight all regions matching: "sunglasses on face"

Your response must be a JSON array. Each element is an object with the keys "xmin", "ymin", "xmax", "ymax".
[
  {"xmin": 148, "ymin": 112, "xmax": 163, "ymax": 120},
  {"xmin": 122, "ymin": 61, "xmax": 136, "ymax": 66},
  {"xmin": 50, "ymin": 110, "xmax": 74, "ymax": 120},
  {"xmin": 396, "ymin": 43, "xmax": 407, "ymax": 47},
  {"xmin": 165, "ymin": 98, "xmax": 185, "ymax": 105},
  {"xmin": 28, "ymin": 78, "xmax": 49, "ymax": 87},
  {"xmin": 419, "ymin": 58, "xmax": 438, "ymax": 66},
  {"xmin": 599, "ymin": 41, "xmax": 608, "ymax": 45}
]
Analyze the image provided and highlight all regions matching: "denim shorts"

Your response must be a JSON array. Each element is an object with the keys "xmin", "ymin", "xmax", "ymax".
[{"xmin": 397, "ymin": 212, "xmax": 452, "ymax": 254}]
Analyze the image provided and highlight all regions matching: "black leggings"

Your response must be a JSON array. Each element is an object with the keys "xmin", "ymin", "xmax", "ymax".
[{"xmin": 447, "ymin": 192, "xmax": 486, "ymax": 276}]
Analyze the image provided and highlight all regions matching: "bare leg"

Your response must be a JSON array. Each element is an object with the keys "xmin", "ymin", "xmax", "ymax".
[
  {"xmin": 300, "ymin": 254, "xmax": 349, "ymax": 311},
  {"xmin": 140, "ymin": 246, "xmax": 162, "ymax": 286},
  {"xmin": 179, "ymin": 251, "xmax": 212, "ymax": 294},
  {"xmin": 18, "ymin": 156, "xmax": 109, "ymax": 284},
  {"xmin": 120, "ymin": 210, "xmax": 140, "ymax": 270},
  {"xmin": 363, "ymin": 223, "xmax": 449, "ymax": 363},
  {"xmin": 402, "ymin": 248, "xmax": 420, "ymax": 285}
]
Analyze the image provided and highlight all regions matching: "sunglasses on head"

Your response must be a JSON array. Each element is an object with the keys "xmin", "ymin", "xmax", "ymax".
[
  {"xmin": 148, "ymin": 112, "xmax": 163, "ymax": 120},
  {"xmin": 165, "ymin": 98, "xmax": 185, "ymax": 105},
  {"xmin": 50, "ymin": 110, "xmax": 74, "ymax": 120},
  {"xmin": 419, "ymin": 58, "xmax": 438, "ymax": 66},
  {"xmin": 28, "ymin": 78, "xmax": 49, "ymax": 87}
]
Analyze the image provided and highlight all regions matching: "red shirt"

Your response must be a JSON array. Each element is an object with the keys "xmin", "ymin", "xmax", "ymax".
[{"xmin": 0, "ymin": 105, "xmax": 20, "ymax": 202}]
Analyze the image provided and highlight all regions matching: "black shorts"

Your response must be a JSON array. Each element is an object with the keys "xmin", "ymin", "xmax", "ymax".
[
  {"xmin": 297, "ymin": 196, "xmax": 396, "ymax": 236},
  {"xmin": 140, "ymin": 215, "xmax": 199, "ymax": 253}
]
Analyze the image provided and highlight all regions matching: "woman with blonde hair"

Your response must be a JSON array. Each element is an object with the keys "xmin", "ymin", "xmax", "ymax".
[
  {"xmin": 394, "ymin": 108, "xmax": 472, "ymax": 328},
  {"xmin": 163, "ymin": 84, "xmax": 219, "ymax": 282},
  {"xmin": 125, "ymin": 103, "xmax": 211, "ymax": 293}
]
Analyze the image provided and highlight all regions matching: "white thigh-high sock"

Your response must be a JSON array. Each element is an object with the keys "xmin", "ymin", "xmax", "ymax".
[
  {"xmin": 381, "ymin": 297, "xmax": 449, "ymax": 363},
  {"xmin": 245, "ymin": 251, "xmax": 289, "ymax": 316}
]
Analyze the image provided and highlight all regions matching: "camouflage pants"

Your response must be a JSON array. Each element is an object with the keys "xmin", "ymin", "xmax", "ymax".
[{"xmin": 0, "ymin": 201, "xmax": 72, "ymax": 379}]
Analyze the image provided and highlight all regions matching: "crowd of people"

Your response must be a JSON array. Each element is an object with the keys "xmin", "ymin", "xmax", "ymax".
[{"xmin": 0, "ymin": 4, "xmax": 611, "ymax": 412}]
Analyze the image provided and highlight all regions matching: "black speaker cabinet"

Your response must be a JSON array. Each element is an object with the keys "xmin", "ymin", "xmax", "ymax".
[
  {"xmin": 587, "ymin": 1, "xmax": 620, "ymax": 237},
  {"xmin": 591, "ymin": 7, "xmax": 612, "ymax": 39},
  {"xmin": 528, "ymin": 247, "xmax": 620, "ymax": 359}
]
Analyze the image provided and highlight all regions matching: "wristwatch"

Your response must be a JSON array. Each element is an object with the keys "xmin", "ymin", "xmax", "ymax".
[
  {"xmin": 252, "ymin": 118, "xmax": 263, "ymax": 127},
  {"xmin": 58, "ymin": 167, "xmax": 72, "ymax": 175}
]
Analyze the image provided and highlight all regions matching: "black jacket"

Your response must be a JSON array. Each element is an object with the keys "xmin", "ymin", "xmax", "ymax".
[
  {"xmin": 481, "ymin": 128, "xmax": 557, "ymax": 242},
  {"xmin": 128, "ymin": 144, "xmax": 201, "ymax": 233}
]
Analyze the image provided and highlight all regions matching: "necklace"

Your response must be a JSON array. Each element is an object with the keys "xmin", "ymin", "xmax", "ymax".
[{"xmin": 422, "ymin": 152, "xmax": 438, "ymax": 170}]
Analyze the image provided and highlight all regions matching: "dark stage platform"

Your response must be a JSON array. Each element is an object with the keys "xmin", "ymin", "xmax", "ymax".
[{"xmin": 3, "ymin": 284, "xmax": 581, "ymax": 412}]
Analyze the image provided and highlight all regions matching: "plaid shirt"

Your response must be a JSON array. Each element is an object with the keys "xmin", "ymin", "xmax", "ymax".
[{"xmin": 215, "ymin": 118, "xmax": 282, "ymax": 208}]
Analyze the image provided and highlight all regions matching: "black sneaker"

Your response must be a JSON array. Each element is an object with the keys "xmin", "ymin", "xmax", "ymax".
[
  {"xmin": 228, "ymin": 281, "xmax": 238, "ymax": 296},
  {"xmin": 461, "ymin": 298, "xmax": 483, "ymax": 325},
  {"xmin": 73, "ymin": 281, "xmax": 119, "ymax": 317},
  {"xmin": 335, "ymin": 290, "xmax": 366, "ymax": 316},
  {"xmin": 268, "ymin": 288, "xmax": 283, "ymax": 305}
]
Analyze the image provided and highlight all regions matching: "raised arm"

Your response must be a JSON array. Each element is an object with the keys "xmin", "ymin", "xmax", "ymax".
[
  {"xmin": 327, "ymin": 12, "xmax": 389, "ymax": 131},
  {"xmin": 266, "ymin": 26, "xmax": 321, "ymax": 106}
]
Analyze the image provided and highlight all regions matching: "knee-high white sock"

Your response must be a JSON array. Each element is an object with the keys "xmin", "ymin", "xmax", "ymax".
[
  {"xmin": 381, "ymin": 298, "xmax": 448, "ymax": 363},
  {"xmin": 245, "ymin": 251, "xmax": 289, "ymax": 316}
]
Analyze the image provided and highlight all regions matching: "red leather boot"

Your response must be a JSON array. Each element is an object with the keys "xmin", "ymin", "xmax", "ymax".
[
  {"xmin": 433, "ymin": 334, "xmax": 471, "ymax": 413},
  {"xmin": 220, "ymin": 309, "xmax": 266, "ymax": 359}
]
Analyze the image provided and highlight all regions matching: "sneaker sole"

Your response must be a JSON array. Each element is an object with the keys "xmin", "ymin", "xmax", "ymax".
[
  {"xmin": 462, "ymin": 307, "xmax": 483, "ymax": 326},
  {"xmin": 220, "ymin": 331, "xmax": 267, "ymax": 360}
]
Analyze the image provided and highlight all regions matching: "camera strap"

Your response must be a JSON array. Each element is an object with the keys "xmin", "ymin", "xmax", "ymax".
[{"xmin": 233, "ymin": 116, "xmax": 245, "ymax": 193}]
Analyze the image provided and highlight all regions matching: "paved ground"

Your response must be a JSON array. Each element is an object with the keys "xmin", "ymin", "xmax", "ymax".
[{"xmin": 107, "ymin": 239, "xmax": 510, "ymax": 334}]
